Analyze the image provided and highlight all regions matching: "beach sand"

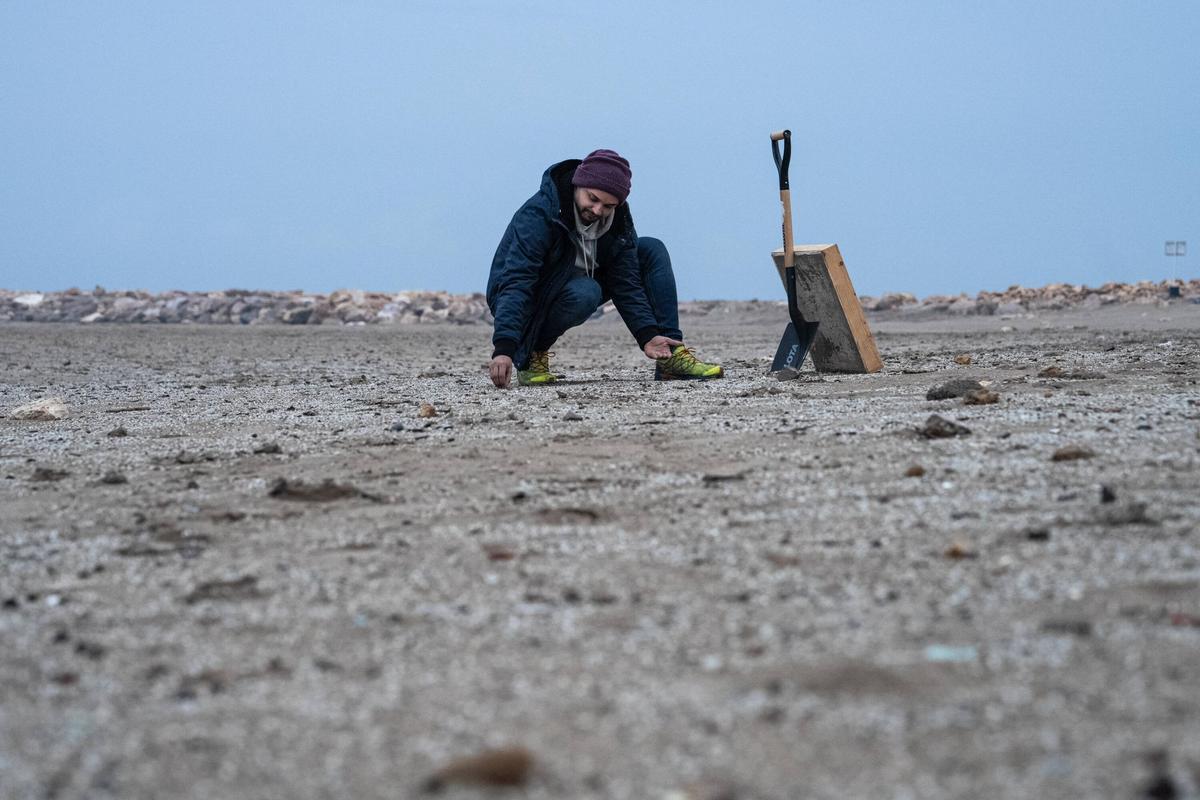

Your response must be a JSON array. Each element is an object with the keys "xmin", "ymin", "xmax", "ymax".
[{"xmin": 2, "ymin": 301, "xmax": 1199, "ymax": 799}]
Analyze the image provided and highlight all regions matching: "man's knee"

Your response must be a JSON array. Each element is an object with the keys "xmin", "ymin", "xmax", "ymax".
[
  {"xmin": 558, "ymin": 277, "xmax": 603, "ymax": 324},
  {"xmin": 638, "ymin": 236, "xmax": 669, "ymax": 265}
]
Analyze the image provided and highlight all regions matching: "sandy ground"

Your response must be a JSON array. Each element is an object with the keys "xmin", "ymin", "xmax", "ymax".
[{"xmin": 2, "ymin": 302, "xmax": 1199, "ymax": 800}]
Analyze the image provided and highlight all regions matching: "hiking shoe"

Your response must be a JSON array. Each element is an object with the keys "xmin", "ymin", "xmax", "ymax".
[
  {"xmin": 517, "ymin": 351, "xmax": 557, "ymax": 385},
  {"xmin": 654, "ymin": 344, "xmax": 724, "ymax": 381}
]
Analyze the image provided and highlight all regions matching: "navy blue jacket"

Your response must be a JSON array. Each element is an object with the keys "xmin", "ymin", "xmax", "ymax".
[{"xmin": 487, "ymin": 159, "xmax": 661, "ymax": 370}]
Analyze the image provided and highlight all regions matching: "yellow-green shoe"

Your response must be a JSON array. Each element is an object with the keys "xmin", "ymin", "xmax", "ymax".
[
  {"xmin": 654, "ymin": 344, "xmax": 724, "ymax": 381},
  {"xmin": 517, "ymin": 351, "xmax": 557, "ymax": 386}
]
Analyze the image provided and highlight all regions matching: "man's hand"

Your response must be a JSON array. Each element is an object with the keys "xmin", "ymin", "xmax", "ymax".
[
  {"xmin": 643, "ymin": 335, "xmax": 683, "ymax": 359},
  {"xmin": 489, "ymin": 355, "xmax": 514, "ymax": 388}
]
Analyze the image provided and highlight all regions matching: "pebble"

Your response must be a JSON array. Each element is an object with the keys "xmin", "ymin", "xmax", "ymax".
[
  {"xmin": 963, "ymin": 388, "xmax": 1000, "ymax": 405},
  {"xmin": 919, "ymin": 414, "xmax": 971, "ymax": 438},
  {"xmin": 106, "ymin": 425, "xmax": 129, "ymax": 437},
  {"xmin": 10, "ymin": 397, "xmax": 69, "ymax": 420},
  {"xmin": 926, "ymin": 379, "xmax": 984, "ymax": 400},
  {"xmin": 423, "ymin": 746, "xmax": 533, "ymax": 792},
  {"xmin": 904, "ymin": 464, "xmax": 926, "ymax": 477},
  {"xmin": 100, "ymin": 470, "xmax": 128, "ymax": 485},
  {"xmin": 418, "ymin": 402, "xmax": 438, "ymax": 418},
  {"xmin": 1051, "ymin": 445, "xmax": 1095, "ymax": 461}
]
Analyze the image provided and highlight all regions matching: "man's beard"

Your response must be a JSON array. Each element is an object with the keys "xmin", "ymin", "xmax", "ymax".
[{"xmin": 578, "ymin": 207, "xmax": 599, "ymax": 225}]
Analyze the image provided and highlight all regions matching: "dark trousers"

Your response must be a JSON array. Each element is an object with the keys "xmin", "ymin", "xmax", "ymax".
[{"xmin": 533, "ymin": 236, "xmax": 683, "ymax": 351}]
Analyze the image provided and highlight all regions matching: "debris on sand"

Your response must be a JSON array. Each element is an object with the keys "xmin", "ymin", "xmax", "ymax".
[
  {"xmin": 268, "ymin": 477, "xmax": 381, "ymax": 502},
  {"xmin": 99, "ymin": 470, "xmax": 128, "ymax": 485},
  {"xmin": 919, "ymin": 414, "xmax": 971, "ymax": 438},
  {"xmin": 904, "ymin": 464, "xmax": 926, "ymax": 477},
  {"xmin": 9, "ymin": 397, "xmax": 69, "ymax": 420},
  {"xmin": 954, "ymin": 354, "xmax": 972, "ymax": 365},
  {"xmin": 106, "ymin": 425, "xmax": 129, "ymax": 437},
  {"xmin": 1038, "ymin": 365, "xmax": 1107, "ymax": 380},
  {"xmin": 183, "ymin": 576, "xmax": 264, "ymax": 604},
  {"xmin": 253, "ymin": 442, "xmax": 283, "ymax": 455},
  {"xmin": 943, "ymin": 540, "xmax": 977, "ymax": 559},
  {"xmin": 1096, "ymin": 501, "xmax": 1156, "ymax": 527},
  {"xmin": 1052, "ymin": 445, "xmax": 1096, "ymax": 462},
  {"xmin": 418, "ymin": 402, "xmax": 438, "ymax": 418},
  {"xmin": 774, "ymin": 366, "xmax": 801, "ymax": 381},
  {"xmin": 31, "ymin": 467, "xmax": 69, "ymax": 481},
  {"xmin": 962, "ymin": 388, "xmax": 1000, "ymax": 405},
  {"xmin": 926, "ymin": 379, "xmax": 983, "ymax": 400},
  {"xmin": 423, "ymin": 745, "xmax": 534, "ymax": 792}
]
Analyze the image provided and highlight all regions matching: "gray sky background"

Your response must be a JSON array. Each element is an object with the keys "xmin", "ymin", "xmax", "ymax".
[{"xmin": 1, "ymin": 1, "xmax": 1196, "ymax": 300}]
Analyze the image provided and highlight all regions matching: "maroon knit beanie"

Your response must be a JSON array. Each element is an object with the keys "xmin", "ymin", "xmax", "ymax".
[{"xmin": 571, "ymin": 149, "xmax": 632, "ymax": 203}]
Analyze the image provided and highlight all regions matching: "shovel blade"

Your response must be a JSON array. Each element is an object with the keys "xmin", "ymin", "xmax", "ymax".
[{"xmin": 772, "ymin": 321, "xmax": 819, "ymax": 372}]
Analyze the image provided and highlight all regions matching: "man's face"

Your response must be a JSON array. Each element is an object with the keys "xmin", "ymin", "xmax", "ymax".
[{"xmin": 574, "ymin": 186, "xmax": 620, "ymax": 225}]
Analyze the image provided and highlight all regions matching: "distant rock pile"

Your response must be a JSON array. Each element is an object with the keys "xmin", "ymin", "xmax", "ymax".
[
  {"xmin": 0, "ymin": 287, "xmax": 492, "ymax": 325},
  {"xmin": 861, "ymin": 279, "xmax": 1197, "ymax": 315},
  {"xmin": 0, "ymin": 278, "xmax": 1195, "ymax": 324}
]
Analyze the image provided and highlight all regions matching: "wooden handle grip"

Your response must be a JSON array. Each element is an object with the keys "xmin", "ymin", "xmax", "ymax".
[{"xmin": 770, "ymin": 130, "xmax": 788, "ymax": 141}]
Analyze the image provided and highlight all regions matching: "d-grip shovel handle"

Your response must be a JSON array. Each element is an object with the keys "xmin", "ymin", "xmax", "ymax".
[
  {"xmin": 771, "ymin": 129, "xmax": 795, "ymax": 268},
  {"xmin": 770, "ymin": 129, "xmax": 791, "ymax": 190}
]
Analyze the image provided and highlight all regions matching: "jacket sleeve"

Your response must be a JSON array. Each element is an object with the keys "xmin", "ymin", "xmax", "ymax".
[
  {"xmin": 604, "ymin": 221, "xmax": 661, "ymax": 349},
  {"xmin": 489, "ymin": 206, "xmax": 555, "ymax": 358}
]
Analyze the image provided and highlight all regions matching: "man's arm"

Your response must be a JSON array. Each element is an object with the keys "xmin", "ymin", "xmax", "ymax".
[
  {"xmin": 489, "ymin": 206, "xmax": 554, "ymax": 386},
  {"xmin": 604, "ymin": 222, "xmax": 663, "ymax": 355}
]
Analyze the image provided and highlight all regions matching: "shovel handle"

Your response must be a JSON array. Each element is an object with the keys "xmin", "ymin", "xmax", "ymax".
[
  {"xmin": 771, "ymin": 129, "xmax": 795, "ymax": 267},
  {"xmin": 771, "ymin": 130, "xmax": 791, "ymax": 191}
]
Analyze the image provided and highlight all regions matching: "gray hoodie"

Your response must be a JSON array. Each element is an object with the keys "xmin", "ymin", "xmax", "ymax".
[{"xmin": 572, "ymin": 204, "xmax": 614, "ymax": 280}]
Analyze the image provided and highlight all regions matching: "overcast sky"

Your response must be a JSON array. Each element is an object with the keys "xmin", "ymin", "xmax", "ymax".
[{"xmin": 1, "ymin": 1, "xmax": 1196, "ymax": 300}]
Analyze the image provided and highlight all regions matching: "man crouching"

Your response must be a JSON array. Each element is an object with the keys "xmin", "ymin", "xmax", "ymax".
[{"xmin": 486, "ymin": 149, "xmax": 723, "ymax": 388}]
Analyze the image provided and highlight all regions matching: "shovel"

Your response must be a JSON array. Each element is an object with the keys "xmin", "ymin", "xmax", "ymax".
[{"xmin": 769, "ymin": 129, "xmax": 820, "ymax": 372}]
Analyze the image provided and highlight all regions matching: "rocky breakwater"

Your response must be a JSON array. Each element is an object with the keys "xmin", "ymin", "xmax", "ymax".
[
  {"xmin": 860, "ymin": 278, "xmax": 1199, "ymax": 316},
  {"xmin": 0, "ymin": 287, "xmax": 492, "ymax": 325}
]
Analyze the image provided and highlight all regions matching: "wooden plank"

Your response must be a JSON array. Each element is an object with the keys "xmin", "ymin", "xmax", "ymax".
[{"xmin": 772, "ymin": 243, "xmax": 883, "ymax": 373}]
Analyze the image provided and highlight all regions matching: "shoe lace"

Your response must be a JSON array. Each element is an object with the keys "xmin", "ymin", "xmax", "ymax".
[{"xmin": 665, "ymin": 345, "xmax": 697, "ymax": 367}]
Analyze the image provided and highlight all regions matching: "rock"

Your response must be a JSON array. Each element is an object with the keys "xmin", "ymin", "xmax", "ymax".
[
  {"xmin": 962, "ymin": 388, "xmax": 1000, "ymax": 405},
  {"xmin": 919, "ymin": 414, "xmax": 971, "ymax": 438},
  {"xmin": 268, "ymin": 478, "xmax": 378, "ymax": 502},
  {"xmin": 1100, "ymin": 484, "xmax": 1117, "ymax": 503},
  {"xmin": 183, "ymin": 576, "xmax": 263, "ymax": 604},
  {"xmin": 1040, "ymin": 619, "xmax": 1092, "ymax": 636},
  {"xmin": 562, "ymin": 412, "xmax": 583, "ymax": 421},
  {"xmin": 99, "ymin": 470, "xmax": 127, "ymax": 485},
  {"xmin": 418, "ymin": 402, "xmax": 437, "ymax": 418},
  {"xmin": 253, "ymin": 442, "xmax": 282, "ymax": 455},
  {"xmin": 10, "ymin": 397, "xmax": 69, "ymax": 420},
  {"xmin": 954, "ymin": 354, "xmax": 972, "ymax": 365},
  {"xmin": 1051, "ymin": 445, "xmax": 1095, "ymax": 461},
  {"xmin": 944, "ymin": 540, "xmax": 977, "ymax": 559},
  {"xmin": 926, "ymin": 379, "xmax": 983, "ymax": 400},
  {"xmin": 32, "ymin": 466, "xmax": 69, "ymax": 481},
  {"xmin": 106, "ymin": 425, "xmax": 129, "ymax": 437},
  {"xmin": 423, "ymin": 746, "xmax": 533, "ymax": 792},
  {"xmin": 904, "ymin": 464, "xmax": 926, "ymax": 477}
]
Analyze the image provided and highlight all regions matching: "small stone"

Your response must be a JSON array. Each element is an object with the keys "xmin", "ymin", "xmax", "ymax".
[
  {"xmin": 100, "ymin": 470, "xmax": 127, "ymax": 485},
  {"xmin": 954, "ymin": 354, "xmax": 972, "ymax": 365},
  {"xmin": 944, "ymin": 540, "xmax": 977, "ymax": 559},
  {"xmin": 1038, "ymin": 365, "xmax": 1064, "ymax": 378},
  {"xmin": 1051, "ymin": 445, "xmax": 1095, "ymax": 462},
  {"xmin": 418, "ymin": 402, "xmax": 437, "ymax": 418},
  {"xmin": 1025, "ymin": 528, "xmax": 1051, "ymax": 541},
  {"xmin": 1100, "ymin": 484, "xmax": 1117, "ymax": 503},
  {"xmin": 253, "ymin": 442, "xmax": 282, "ymax": 455},
  {"xmin": 423, "ymin": 746, "xmax": 533, "ymax": 792},
  {"xmin": 926, "ymin": 379, "xmax": 983, "ymax": 400},
  {"xmin": 919, "ymin": 414, "xmax": 971, "ymax": 438},
  {"xmin": 562, "ymin": 412, "xmax": 583, "ymax": 421},
  {"xmin": 963, "ymin": 388, "xmax": 1000, "ymax": 405},
  {"xmin": 904, "ymin": 464, "xmax": 926, "ymax": 477},
  {"xmin": 10, "ymin": 397, "xmax": 69, "ymax": 420},
  {"xmin": 32, "ymin": 467, "xmax": 69, "ymax": 482},
  {"xmin": 106, "ymin": 426, "xmax": 129, "ymax": 437}
]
